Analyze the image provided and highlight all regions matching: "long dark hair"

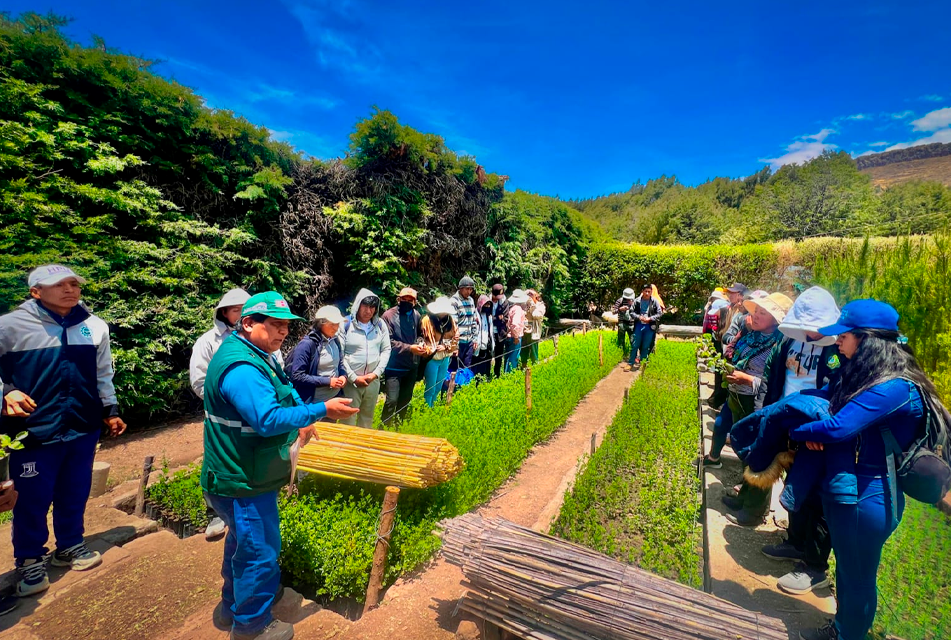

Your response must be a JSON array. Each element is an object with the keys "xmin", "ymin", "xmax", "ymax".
[{"xmin": 829, "ymin": 328, "xmax": 938, "ymax": 414}]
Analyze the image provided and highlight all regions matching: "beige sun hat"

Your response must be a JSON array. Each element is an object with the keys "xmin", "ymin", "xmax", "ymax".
[
  {"xmin": 426, "ymin": 296, "xmax": 454, "ymax": 316},
  {"xmin": 743, "ymin": 292, "xmax": 794, "ymax": 325},
  {"xmin": 315, "ymin": 305, "xmax": 345, "ymax": 324}
]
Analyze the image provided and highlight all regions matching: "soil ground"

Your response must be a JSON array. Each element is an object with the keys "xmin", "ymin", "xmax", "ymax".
[{"xmin": 96, "ymin": 416, "xmax": 204, "ymax": 487}]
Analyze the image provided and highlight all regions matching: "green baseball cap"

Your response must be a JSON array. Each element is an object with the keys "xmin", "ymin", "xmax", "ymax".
[{"xmin": 240, "ymin": 291, "xmax": 305, "ymax": 321}]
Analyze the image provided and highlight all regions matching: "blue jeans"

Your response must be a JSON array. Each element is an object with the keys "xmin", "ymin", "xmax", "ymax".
[
  {"xmin": 10, "ymin": 430, "xmax": 99, "ymax": 559},
  {"xmin": 205, "ymin": 491, "xmax": 282, "ymax": 635},
  {"xmin": 629, "ymin": 323, "xmax": 655, "ymax": 364},
  {"xmin": 504, "ymin": 338, "xmax": 521, "ymax": 373},
  {"xmin": 823, "ymin": 476, "xmax": 903, "ymax": 640},
  {"xmin": 424, "ymin": 356, "xmax": 451, "ymax": 407}
]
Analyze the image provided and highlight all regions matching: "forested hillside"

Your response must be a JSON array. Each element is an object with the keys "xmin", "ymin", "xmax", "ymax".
[
  {"xmin": 569, "ymin": 151, "xmax": 951, "ymax": 244},
  {"xmin": 0, "ymin": 12, "xmax": 594, "ymax": 421}
]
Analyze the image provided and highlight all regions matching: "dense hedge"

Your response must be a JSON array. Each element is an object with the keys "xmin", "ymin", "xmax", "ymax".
[
  {"xmin": 573, "ymin": 242, "xmax": 778, "ymax": 322},
  {"xmin": 550, "ymin": 340, "xmax": 702, "ymax": 587}
]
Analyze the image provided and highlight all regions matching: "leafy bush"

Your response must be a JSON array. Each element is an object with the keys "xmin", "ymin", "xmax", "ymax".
[
  {"xmin": 145, "ymin": 462, "xmax": 210, "ymax": 528},
  {"xmin": 550, "ymin": 340, "xmax": 702, "ymax": 587},
  {"xmin": 280, "ymin": 330, "xmax": 622, "ymax": 599}
]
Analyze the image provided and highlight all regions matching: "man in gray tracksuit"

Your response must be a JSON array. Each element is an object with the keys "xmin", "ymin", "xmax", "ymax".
[{"xmin": 341, "ymin": 289, "xmax": 391, "ymax": 429}]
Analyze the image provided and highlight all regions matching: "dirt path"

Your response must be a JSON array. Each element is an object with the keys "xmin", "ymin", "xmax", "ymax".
[
  {"xmin": 96, "ymin": 417, "xmax": 204, "ymax": 487},
  {"xmin": 699, "ymin": 372, "xmax": 836, "ymax": 638},
  {"xmin": 289, "ymin": 363, "xmax": 639, "ymax": 640}
]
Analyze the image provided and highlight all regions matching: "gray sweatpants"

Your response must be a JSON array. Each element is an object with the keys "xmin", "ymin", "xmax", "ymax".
[{"xmin": 342, "ymin": 378, "xmax": 382, "ymax": 429}]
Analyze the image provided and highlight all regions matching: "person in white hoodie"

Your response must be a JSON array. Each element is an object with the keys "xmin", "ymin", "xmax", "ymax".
[
  {"xmin": 340, "ymin": 289, "xmax": 391, "ymax": 429},
  {"xmin": 189, "ymin": 288, "xmax": 286, "ymax": 540}
]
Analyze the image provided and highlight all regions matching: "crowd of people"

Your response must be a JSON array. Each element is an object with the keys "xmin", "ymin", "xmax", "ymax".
[
  {"xmin": 699, "ymin": 281, "xmax": 948, "ymax": 640},
  {"xmin": 1, "ymin": 263, "xmax": 946, "ymax": 640}
]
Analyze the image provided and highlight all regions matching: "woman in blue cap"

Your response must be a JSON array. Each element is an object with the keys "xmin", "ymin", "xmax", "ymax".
[{"xmin": 792, "ymin": 299, "xmax": 937, "ymax": 640}]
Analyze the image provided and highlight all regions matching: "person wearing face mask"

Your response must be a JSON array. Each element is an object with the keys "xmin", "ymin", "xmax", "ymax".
[
  {"xmin": 420, "ymin": 297, "xmax": 458, "ymax": 407},
  {"xmin": 381, "ymin": 288, "xmax": 427, "ymax": 424},
  {"xmin": 471, "ymin": 294, "xmax": 494, "ymax": 380},
  {"xmin": 286, "ymin": 306, "xmax": 347, "ymax": 404}
]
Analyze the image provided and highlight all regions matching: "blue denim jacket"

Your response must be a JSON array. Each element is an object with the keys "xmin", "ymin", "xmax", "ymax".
[{"xmin": 786, "ymin": 379, "xmax": 922, "ymax": 508}]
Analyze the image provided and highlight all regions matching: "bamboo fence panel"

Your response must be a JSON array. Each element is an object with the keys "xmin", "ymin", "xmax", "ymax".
[
  {"xmin": 440, "ymin": 513, "xmax": 787, "ymax": 640},
  {"xmin": 297, "ymin": 421, "xmax": 463, "ymax": 488}
]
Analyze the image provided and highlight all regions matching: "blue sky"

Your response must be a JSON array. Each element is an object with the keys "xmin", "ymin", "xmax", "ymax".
[{"xmin": 7, "ymin": 0, "xmax": 951, "ymax": 198}]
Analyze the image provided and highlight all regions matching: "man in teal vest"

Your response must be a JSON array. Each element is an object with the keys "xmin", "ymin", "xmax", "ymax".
[{"xmin": 202, "ymin": 292, "xmax": 358, "ymax": 640}]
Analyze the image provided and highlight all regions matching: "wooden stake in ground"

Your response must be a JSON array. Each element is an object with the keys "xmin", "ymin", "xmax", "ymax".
[
  {"xmin": 364, "ymin": 486, "xmax": 400, "ymax": 614},
  {"xmin": 525, "ymin": 367, "xmax": 533, "ymax": 411},
  {"xmin": 598, "ymin": 332, "xmax": 603, "ymax": 366},
  {"xmin": 583, "ymin": 323, "xmax": 587, "ymax": 336},
  {"xmin": 590, "ymin": 433, "xmax": 597, "ymax": 455},
  {"xmin": 446, "ymin": 371, "xmax": 457, "ymax": 406},
  {"xmin": 134, "ymin": 455, "xmax": 154, "ymax": 517},
  {"xmin": 553, "ymin": 334, "xmax": 559, "ymax": 356}
]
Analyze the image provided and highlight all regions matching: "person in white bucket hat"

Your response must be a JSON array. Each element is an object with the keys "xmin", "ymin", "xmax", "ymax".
[{"xmin": 420, "ymin": 297, "xmax": 458, "ymax": 407}]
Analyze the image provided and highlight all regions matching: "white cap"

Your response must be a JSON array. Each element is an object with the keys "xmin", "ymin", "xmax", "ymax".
[
  {"xmin": 508, "ymin": 289, "xmax": 530, "ymax": 304},
  {"xmin": 426, "ymin": 296, "xmax": 455, "ymax": 316},
  {"xmin": 315, "ymin": 305, "xmax": 345, "ymax": 324},
  {"xmin": 217, "ymin": 288, "xmax": 251, "ymax": 310},
  {"xmin": 28, "ymin": 265, "xmax": 87, "ymax": 288}
]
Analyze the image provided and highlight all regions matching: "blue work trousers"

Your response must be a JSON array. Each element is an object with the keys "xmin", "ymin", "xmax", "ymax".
[
  {"xmin": 823, "ymin": 476, "xmax": 903, "ymax": 640},
  {"xmin": 629, "ymin": 323, "xmax": 655, "ymax": 364},
  {"xmin": 205, "ymin": 491, "xmax": 282, "ymax": 635},
  {"xmin": 423, "ymin": 356, "xmax": 451, "ymax": 407},
  {"xmin": 10, "ymin": 430, "xmax": 99, "ymax": 559}
]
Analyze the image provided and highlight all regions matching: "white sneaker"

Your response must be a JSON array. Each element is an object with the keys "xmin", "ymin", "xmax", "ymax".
[
  {"xmin": 205, "ymin": 517, "xmax": 227, "ymax": 540},
  {"xmin": 50, "ymin": 541, "xmax": 102, "ymax": 571}
]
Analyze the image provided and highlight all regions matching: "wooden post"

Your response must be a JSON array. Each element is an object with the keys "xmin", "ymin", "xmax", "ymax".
[
  {"xmin": 364, "ymin": 486, "xmax": 400, "ymax": 614},
  {"xmin": 446, "ymin": 371, "xmax": 457, "ymax": 406},
  {"xmin": 590, "ymin": 433, "xmax": 597, "ymax": 455},
  {"xmin": 553, "ymin": 334, "xmax": 559, "ymax": 356},
  {"xmin": 134, "ymin": 455, "xmax": 154, "ymax": 517},
  {"xmin": 598, "ymin": 332, "xmax": 603, "ymax": 366},
  {"xmin": 525, "ymin": 367, "xmax": 532, "ymax": 411},
  {"xmin": 583, "ymin": 322, "xmax": 587, "ymax": 336},
  {"xmin": 624, "ymin": 387, "xmax": 629, "ymax": 402}
]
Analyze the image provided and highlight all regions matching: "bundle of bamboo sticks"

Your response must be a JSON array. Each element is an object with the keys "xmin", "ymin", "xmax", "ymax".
[
  {"xmin": 440, "ymin": 514, "xmax": 787, "ymax": 640},
  {"xmin": 296, "ymin": 422, "xmax": 464, "ymax": 488}
]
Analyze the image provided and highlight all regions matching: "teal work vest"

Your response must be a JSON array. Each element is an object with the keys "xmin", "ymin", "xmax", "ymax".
[{"xmin": 200, "ymin": 334, "xmax": 298, "ymax": 497}]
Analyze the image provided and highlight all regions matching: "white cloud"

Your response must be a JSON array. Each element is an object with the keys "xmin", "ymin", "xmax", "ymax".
[
  {"xmin": 890, "ymin": 110, "xmax": 915, "ymax": 120},
  {"xmin": 919, "ymin": 94, "xmax": 945, "ymax": 102},
  {"xmin": 911, "ymin": 107, "xmax": 951, "ymax": 132},
  {"xmin": 867, "ymin": 141, "xmax": 889, "ymax": 147},
  {"xmin": 761, "ymin": 129, "xmax": 838, "ymax": 169},
  {"xmin": 885, "ymin": 128, "xmax": 951, "ymax": 151},
  {"xmin": 845, "ymin": 113, "xmax": 871, "ymax": 121}
]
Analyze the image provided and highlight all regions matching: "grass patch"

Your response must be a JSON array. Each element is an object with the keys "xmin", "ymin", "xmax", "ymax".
[
  {"xmin": 863, "ymin": 501, "xmax": 951, "ymax": 639},
  {"xmin": 550, "ymin": 340, "xmax": 703, "ymax": 587}
]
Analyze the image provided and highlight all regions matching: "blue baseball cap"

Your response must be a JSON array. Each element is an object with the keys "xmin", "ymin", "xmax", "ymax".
[{"xmin": 818, "ymin": 299, "xmax": 899, "ymax": 335}]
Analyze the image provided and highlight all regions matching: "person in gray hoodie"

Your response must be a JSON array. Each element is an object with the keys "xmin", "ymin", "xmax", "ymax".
[{"xmin": 341, "ymin": 289, "xmax": 391, "ymax": 429}]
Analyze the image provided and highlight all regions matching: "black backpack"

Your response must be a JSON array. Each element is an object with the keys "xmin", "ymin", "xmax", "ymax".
[{"xmin": 880, "ymin": 380, "xmax": 951, "ymax": 519}]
